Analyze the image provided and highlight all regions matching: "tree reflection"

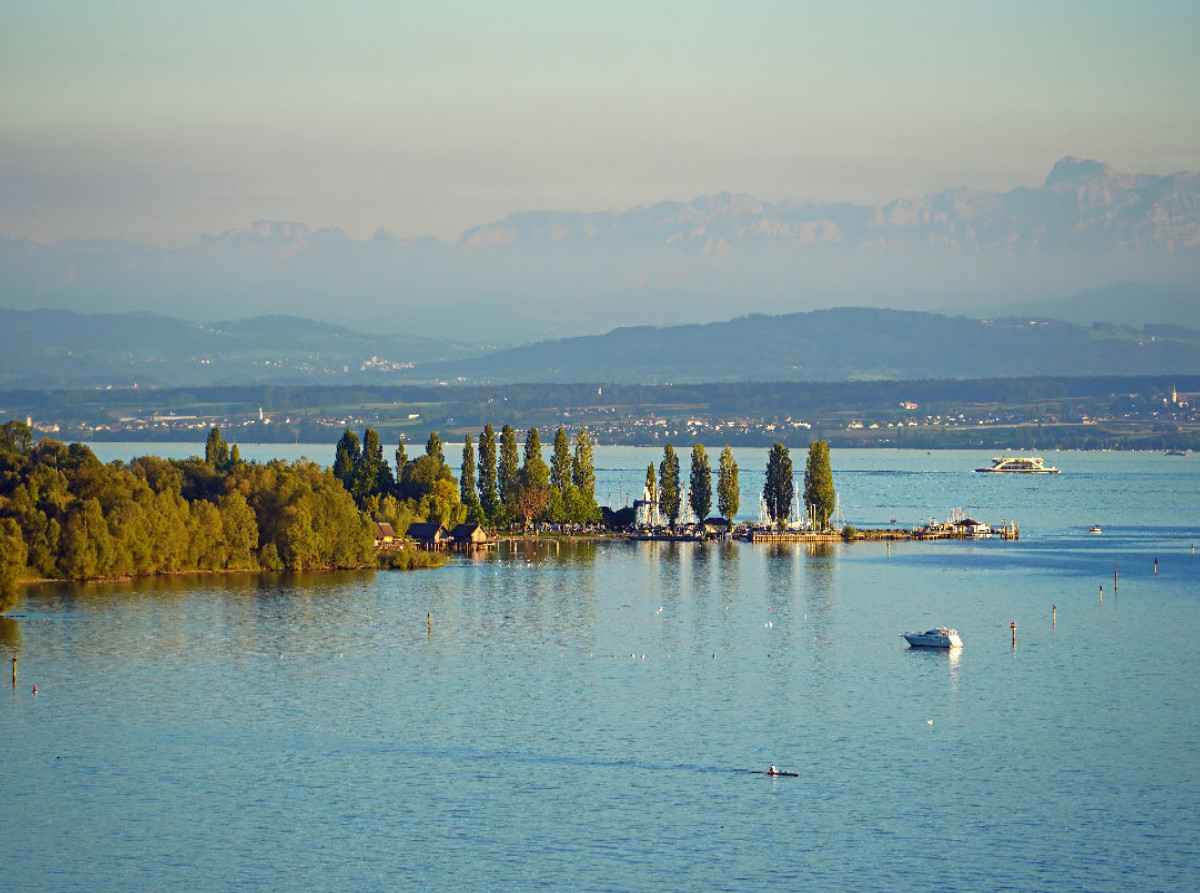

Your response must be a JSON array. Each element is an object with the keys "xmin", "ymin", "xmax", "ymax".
[{"xmin": 0, "ymin": 615, "xmax": 21, "ymax": 653}]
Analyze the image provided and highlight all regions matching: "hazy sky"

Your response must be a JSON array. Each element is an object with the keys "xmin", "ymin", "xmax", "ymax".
[{"xmin": 3, "ymin": 0, "xmax": 1198, "ymax": 246}]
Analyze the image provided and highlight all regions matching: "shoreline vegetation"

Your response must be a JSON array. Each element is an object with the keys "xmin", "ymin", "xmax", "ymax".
[
  {"xmin": 0, "ymin": 416, "xmax": 990, "ymax": 609},
  {"xmin": 0, "ymin": 420, "xmax": 608, "ymax": 606}
]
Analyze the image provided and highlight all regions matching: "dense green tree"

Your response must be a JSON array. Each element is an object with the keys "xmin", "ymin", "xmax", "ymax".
[
  {"xmin": 395, "ymin": 437, "xmax": 408, "ymax": 477},
  {"xmin": 460, "ymin": 434, "xmax": 481, "ymax": 518},
  {"xmin": 477, "ymin": 424, "xmax": 500, "ymax": 521},
  {"xmin": 399, "ymin": 454, "xmax": 447, "ymax": 501},
  {"xmin": 521, "ymin": 428, "xmax": 550, "ymax": 491},
  {"xmin": 58, "ymin": 497, "xmax": 114, "ymax": 579},
  {"xmin": 804, "ymin": 440, "xmax": 837, "ymax": 530},
  {"xmin": 333, "ymin": 428, "xmax": 361, "ymax": 489},
  {"xmin": 218, "ymin": 490, "xmax": 258, "ymax": 569},
  {"xmin": 498, "ymin": 425, "xmax": 520, "ymax": 513},
  {"xmin": 351, "ymin": 427, "xmax": 393, "ymax": 505},
  {"xmin": 763, "ymin": 443, "xmax": 794, "ymax": 528},
  {"xmin": 689, "ymin": 444, "xmax": 712, "ymax": 523},
  {"xmin": 643, "ymin": 463, "xmax": 658, "ymax": 526},
  {"xmin": 516, "ymin": 428, "xmax": 552, "ymax": 530},
  {"xmin": 570, "ymin": 427, "xmax": 600, "ymax": 525},
  {"xmin": 0, "ymin": 517, "xmax": 27, "ymax": 612},
  {"xmin": 658, "ymin": 444, "xmax": 681, "ymax": 529},
  {"xmin": 205, "ymin": 426, "xmax": 230, "ymax": 469},
  {"xmin": 551, "ymin": 428, "xmax": 572, "ymax": 499},
  {"xmin": 0, "ymin": 419, "xmax": 34, "ymax": 458},
  {"xmin": 717, "ymin": 445, "xmax": 740, "ymax": 527},
  {"xmin": 229, "ymin": 443, "xmax": 241, "ymax": 467},
  {"xmin": 426, "ymin": 431, "xmax": 444, "ymax": 464}
]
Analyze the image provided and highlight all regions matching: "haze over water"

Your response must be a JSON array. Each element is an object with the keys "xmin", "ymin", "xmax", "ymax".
[{"xmin": 3, "ymin": 448, "xmax": 1198, "ymax": 891}]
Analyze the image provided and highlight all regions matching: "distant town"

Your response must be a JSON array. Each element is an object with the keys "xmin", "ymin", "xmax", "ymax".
[{"xmin": 6, "ymin": 376, "xmax": 1198, "ymax": 451}]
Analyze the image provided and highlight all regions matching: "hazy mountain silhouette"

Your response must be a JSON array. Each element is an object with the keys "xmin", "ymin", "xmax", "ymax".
[{"xmin": 2, "ymin": 158, "xmax": 1197, "ymax": 344}]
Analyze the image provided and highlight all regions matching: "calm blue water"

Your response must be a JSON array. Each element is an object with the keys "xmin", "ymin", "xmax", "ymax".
[{"xmin": 3, "ymin": 448, "xmax": 1199, "ymax": 892}]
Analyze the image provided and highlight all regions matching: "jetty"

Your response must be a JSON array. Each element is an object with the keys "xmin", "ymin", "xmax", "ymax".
[{"xmin": 626, "ymin": 507, "xmax": 1019, "ymax": 544}]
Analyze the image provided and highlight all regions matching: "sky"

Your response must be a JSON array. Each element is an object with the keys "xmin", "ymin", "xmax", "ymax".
[{"xmin": 2, "ymin": 0, "xmax": 1199, "ymax": 247}]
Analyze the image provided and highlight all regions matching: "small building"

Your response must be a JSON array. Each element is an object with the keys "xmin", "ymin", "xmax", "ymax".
[
  {"xmin": 406, "ymin": 522, "xmax": 448, "ymax": 550},
  {"xmin": 373, "ymin": 521, "xmax": 396, "ymax": 548},
  {"xmin": 701, "ymin": 516, "xmax": 731, "ymax": 536},
  {"xmin": 450, "ymin": 523, "xmax": 494, "ymax": 550}
]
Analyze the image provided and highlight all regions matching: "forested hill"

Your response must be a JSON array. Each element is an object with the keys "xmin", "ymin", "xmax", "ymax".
[
  {"xmin": 421, "ymin": 308, "xmax": 1200, "ymax": 383},
  {"xmin": 3, "ymin": 305, "xmax": 1200, "ymax": 389},
  {"xmin": 0, "ymin": 309, "xmax": 476, "ymax": 389}
]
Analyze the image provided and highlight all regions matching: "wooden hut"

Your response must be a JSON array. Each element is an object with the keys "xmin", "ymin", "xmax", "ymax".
[
  {"xmin": 373, "ymin": 521, "xmax": 397, "ymax": 548},
  {"xmin": 450, "ymin": 523, "xmax": 493, "ymax": 550},
  {"xmin": 406, "ymin": 522, "xmax": 448, "ymax": 550}
]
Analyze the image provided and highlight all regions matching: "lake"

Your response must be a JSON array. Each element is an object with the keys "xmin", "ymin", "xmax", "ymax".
[{"xmin": 3, "ymin": 446, "xmax": 1199, "ymax": 891}]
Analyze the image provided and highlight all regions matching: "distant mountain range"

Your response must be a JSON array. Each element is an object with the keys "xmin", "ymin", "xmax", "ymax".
[
  {"xmin": 2, "ymin": 158, "xmax": 1198, "ymax": 344},
  {"xmin": 2, "ymin": 304, "xmax": 1198, "ymax": 390}
]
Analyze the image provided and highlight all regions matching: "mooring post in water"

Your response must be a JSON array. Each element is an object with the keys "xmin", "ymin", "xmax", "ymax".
[
  {"xmin": 1052, "ymin": 604, "xmax": 1057, "ymax": 629},
  {"xmin": 428, "ymin": 612, "xmax": 432, "ymax": 639},
  {"xmin": 1154, "ymin": 557, "xmax": 1158, "ymax": 575},
  {"xmin": 10, "ymin": 656, "xmax": 15, "ymax": 688},
  {"xmin": 1114, "ymin": 560, "xmax": 1119, "ymax": 593},
  {"xmin": 1010, "ymin": 620, "xmax": 1017, "ymax": 648},
  {"xmin": 1100, "ymin": 583, "xmax": 1103, "ymax": 603}
]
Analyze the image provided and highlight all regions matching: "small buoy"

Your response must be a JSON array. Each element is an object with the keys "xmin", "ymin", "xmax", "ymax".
[
  {"xmin": 926, "ymin": 719, "xmax": 934, "ymax": 725},
  {"xmin": 32, "ymin": 685, "xmax": 38, "ymax": 693}
]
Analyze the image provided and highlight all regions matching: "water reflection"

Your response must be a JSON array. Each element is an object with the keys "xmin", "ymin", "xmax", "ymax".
[
  {"xmin": 803, "ymin": 543, "xmax": 837, "ymax": 650},
  {"xmin": 0, "ymin": 615, "xmax": 20, "ymax": 652}
]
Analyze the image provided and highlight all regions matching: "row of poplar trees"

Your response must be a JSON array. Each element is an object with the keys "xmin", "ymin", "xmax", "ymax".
[
  {"xmin": 643, "ymin": 444, "xmax": 742, "ymax": 529},
  {"xmin": 643, "ymin": 441, "xmax": 836, "ymax": 530},
  {"xmin": 332, "ymin": 424, "xmax": 601, "ymax": 534}
]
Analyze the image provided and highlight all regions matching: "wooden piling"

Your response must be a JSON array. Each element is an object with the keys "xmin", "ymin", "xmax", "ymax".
[
  {"xmin": 10, "ymin": 656, "xmax": 15, "ymax": 688},
  {"xmin": 1010, "ymin": 620, "xmax": 1017, "ymax": 648},
  {"xmin": 427, "ymin": 612, "xmax": 432, "ymax": 640}
]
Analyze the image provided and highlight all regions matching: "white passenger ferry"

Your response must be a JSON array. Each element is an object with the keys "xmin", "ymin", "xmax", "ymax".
[{"xmin": 975, "ymin": 456, "xmax": 1060, "ymax": 474}]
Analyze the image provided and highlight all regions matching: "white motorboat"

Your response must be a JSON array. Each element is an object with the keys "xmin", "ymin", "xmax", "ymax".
[{"xmin": 902, "ymin": 627, "xmax": 963, "ymax": 648}]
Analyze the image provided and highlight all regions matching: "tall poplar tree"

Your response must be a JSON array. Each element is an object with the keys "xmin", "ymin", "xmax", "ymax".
[
  {"xmin": 521, "ymin": 428, "xmax": 550, "ymax": 491},
  {"xmin": 551, "ymin": 428, "xmax": 572, "ymax": 498},
  {"xmin": 571, "ymin": 428, "xmax": 596, "ymax": 499},
  {"xmin": 477, "ymin": 424, "xmax": 500, "ymax": 521},
  {"xmin": 460, "ymin": 434, "xmax": 477, "ymax": 508},
  {"xmin": 570, "ymin": 427, "xmax": 599, "ymax": 526},
  {"xmin": 658, "ymin": 444, "xmax": 681, "ymax": 530},
  {"xmin": 717, "ymin": 445, "xmax": 740, "ymax": 528},
  {"xmin": 763, "ymin": 442, "xmax": 794, "ymax": 529},
  {"xmin": 205, "ymin": 427, "xmax": 230, "ymax": 470},
  {"xmin": 804, "ymin": 440, "xmax": 837, "ymax": 530},
  {"xmin": 498, "ymin": 424, "xmax": 520, "ymax": 510},
  {"xmin": 425, "ymin": 431, "xmax": 444, "ymax": 464},
  {"xmin": 644, "ymin": 463, "xmax": 658, "ymax": 527},
  {"xmin": 689, "ymin": 444, "xmax": 712, "ymax": 524},
  {"xmin": 333, "ymin": 428, "xmax": 361, "ymax": 490},
  {"xmin": 352, "ymin": 427, "xmax": 393, "ymax": 504}
]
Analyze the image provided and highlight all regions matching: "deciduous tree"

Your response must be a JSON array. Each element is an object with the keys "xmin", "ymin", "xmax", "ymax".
[
  {"xmin": 477, "ymin": 424, "xmax": 500, "ymax": 522},
  {"xmin": 804, "ymin": 440, "xmax": 837, "ymax": 530},
  {"xmin": 498, "ymin": 425, "xmax": 520, "ymax": 513},
  {"xmin": 717, "ymin": 445, "xmax": 740, "ymax": 527},
  {"xmin": 658, "ymin": 444, "xmax": 681, "ymax": 530}
]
